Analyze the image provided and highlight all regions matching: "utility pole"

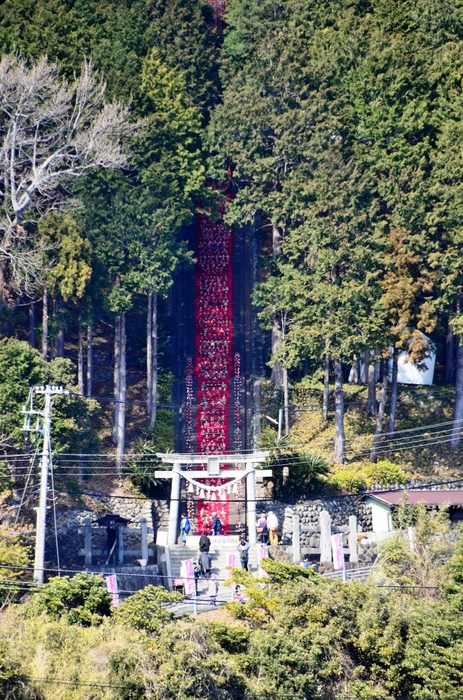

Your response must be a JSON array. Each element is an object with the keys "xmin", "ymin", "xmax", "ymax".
[
  {"xmin": 23, "ymin": 385, "xmax": 72, "ymax": 584},
  {"xmin": 265, "ymin": 408, "xmax": 283, "ymax": 441}
]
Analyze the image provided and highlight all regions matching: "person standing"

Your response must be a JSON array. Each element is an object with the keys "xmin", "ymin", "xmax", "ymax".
[
  {"xmin": 211, "ymin": 512, "xmax": 222, "ymax": 536},
  {"xmin": 256, "ymin": 514, "xmax": 268, "ymax": 544},
  {"xmin": 180, "ymin": 513, "xmax": 191, "ymax": 545},
  {"xmin": 267, "ymin": 511, "xmax": 279, "ymax": 545},
  {"xmin": 236, "ymin": 537, "xmax": 250, "ymax": 571},
  {"xmin": 199, "ymin": 530, "xmax": 211, "ymax": 553},
  {"xmin": 193, "ymin": 561, "xmax": 201, "ymax": 593},
  {"xmin": 199, "ymin": 550, "xmax": 212, "ymax": 579},
  {"xmin": 208, "ymin": 573, "xmax": 219, "ymax": 605}
]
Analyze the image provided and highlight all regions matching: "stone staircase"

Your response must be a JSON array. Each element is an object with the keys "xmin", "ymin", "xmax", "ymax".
[{"xmin": 165, "ymin": 540, "xmax": 262, "ymax": 607}]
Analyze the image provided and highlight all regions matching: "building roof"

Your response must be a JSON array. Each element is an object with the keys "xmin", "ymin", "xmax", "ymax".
[{"xmin": 366, "ymin": 490, "xmax": 463, "ymax": 507}]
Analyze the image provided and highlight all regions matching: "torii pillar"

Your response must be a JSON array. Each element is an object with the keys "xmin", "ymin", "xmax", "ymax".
[{"xmin": 155, "ymin": 452, "xmax": 271, "ymax": 545}]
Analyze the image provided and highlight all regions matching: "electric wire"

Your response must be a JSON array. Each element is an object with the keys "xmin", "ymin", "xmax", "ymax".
[
  {"xmin": 4, "ymin": 413, "xmax": 463, "ymax": 462},
  {"xmin": 49, "ymin": 452, "xmax": 61, "ymax": 576},
  {"xmin": 14, "ymin": 444, "xmax": 39, "ymax": 523},
  {"xmin": 2, "ymin": 412, "xmax": 463, "ymax": 465}
]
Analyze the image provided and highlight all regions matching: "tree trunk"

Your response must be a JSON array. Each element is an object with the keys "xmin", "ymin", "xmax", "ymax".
[
  {"xmin": 370, "ymin": 358, "xmax": 389, "ymax": 462},
  {"xmin": 116, "ymin": 314, "xmax": 126, "ymax": 474},
  {"xmin": 446, "ymin": 323, "xmax": 455, "ymax": 384},
  {"xmin": 451, "ymin": 336, "xmax": 463, "ymax": 449},
  {"xmin": 87, "ymin": 323, "xmax": 93, "ymax": 399},
  {"xmin": 147, "ymin": 293, "xmax": 152, "ymax": 414},
  {"xmin": 113, "ymin": 315, "xmax": 122, "ymax": 444},
  {"xmin": 42, "ymin": 288, "xmax": 48, "ymax": 360},
  {"xmin": 282, "ymin": 366, "xmax": 290, "ymax": 436},
  {"xmin": 271, "ymin": 323, "xmax": 284, "ymax": 387},
  {"xmin": 333, "ymin": 358, "xmax": 346, "ymax": 464},
  {"xmin": 322, "ymin": 355, "xmax": 330, "ymax": 422},
  {"xmin": 29, "ymin": 301, "xmax": 35, "ymax": 348},
  {"xmin": 388, "ymin": 351, "xmax": 398, "ymax": 436},
  {"xmin": 52, "ymin": 296, "xmax": 64, "ymax": 358},
  {"xmin": 147, "ymin": 292, "xmax": 158, "ymax": 427},
  {"xmin": 77, "ymin": 316, "xmax": 84, "ymax": 395},
  {"xmin": 366, "ymin": 350, "xmax": 378, "ymax": 416},
  {"xmin": 55, "ymin": 322, "xmax": 64, "ymax": 357},
  {"xmin": 270, "ymin": 222, "xmax": 284, "ymax": 388}
]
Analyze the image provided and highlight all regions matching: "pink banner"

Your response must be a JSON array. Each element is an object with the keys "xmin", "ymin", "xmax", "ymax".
[
  {"xmin": 331, "ymin": 533, "xmax": 344, "ymax": 571},
  {"xmin": 226, "ymin": 552, "xmax": 236, "ymax": 578},
  {"xmin": 181, "ymin": 559, "xmax": 196, "ymax": 595},
  {"xmin": 106, "ymin": 574, "xmax": 119, "ymax": 607},
  {"xmin": 257, "ymin": 545, "xmax": 268, "ymax": 577}
]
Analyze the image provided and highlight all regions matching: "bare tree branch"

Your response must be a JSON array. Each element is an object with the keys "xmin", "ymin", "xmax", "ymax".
[{"xmin": 0, "ymin": 54, "xmax": 139, "ymax": 293}]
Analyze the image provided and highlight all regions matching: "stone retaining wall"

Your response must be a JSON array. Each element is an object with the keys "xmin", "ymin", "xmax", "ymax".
[
  {"xmin": 47, "ymin": 496, "xmax": 170, "ymax": 569},
  {"xmin": 256, "ymin": 496, "xmax": 371, "ymax": 546}
]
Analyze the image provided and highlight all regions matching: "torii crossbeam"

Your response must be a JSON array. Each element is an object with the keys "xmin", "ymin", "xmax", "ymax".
[{"xmin": 155, "ymin": 452, "xmax": 271, "ymax": 545}]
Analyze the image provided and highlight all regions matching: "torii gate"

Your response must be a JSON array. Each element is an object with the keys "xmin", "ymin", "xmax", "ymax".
[{"xmin": 155, "ymin": 453, "xmax": 271, "ymax": 545}]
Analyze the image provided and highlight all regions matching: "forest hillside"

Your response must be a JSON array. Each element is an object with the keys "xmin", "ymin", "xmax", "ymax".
[{"xmin": 1, "ymin": 1, "xmax": 463, "ymax": 698}]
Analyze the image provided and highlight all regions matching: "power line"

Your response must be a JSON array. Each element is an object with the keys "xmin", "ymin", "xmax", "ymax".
[{"xmin": 2, "ymin": 413, "xmax": 463, "ymax": 465}]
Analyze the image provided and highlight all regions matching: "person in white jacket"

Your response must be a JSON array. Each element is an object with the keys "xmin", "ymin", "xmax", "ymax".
[{"xmin": 267, "ymin": 511, "xmax": 279, "ymax": 545}]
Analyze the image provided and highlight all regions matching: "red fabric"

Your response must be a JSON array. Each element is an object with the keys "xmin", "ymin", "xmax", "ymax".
[{"xmin": 194, "ymin": 209, "xmax": 232, "ymax": 534}]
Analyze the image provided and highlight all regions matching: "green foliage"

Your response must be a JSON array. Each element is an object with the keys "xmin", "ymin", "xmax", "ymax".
[
  {"xmin": 143, "ymin": 0, "xmax": 220, "ymax": 119},
  {"xmin": 109, "ymin": 618, "xmax": 247, "ymax": 700},
  {"xmin": 327, "ymin": 469, "xmax": 367, "ymax": 493},
  {"xmin": 206, "ymin": 621, "xmax": 250, "ymax": 654},
  {"xmin": 260, "ymin": 557, "xmax": 317, "ymax": 584},
  {"xmin": 114, "ymin": 585, "xmax": 182, "ymax": 633},
  {"xmin": 38, "ymin": 213, "xmax": 92, "ymax": 302},
  {"xmin": 0, "ymin": 338, "xmax": 99, "ymax": 455},
  {"xmin": 0, "ymin": 494, "xmax": 33, "ymax": 604},
  {"xmin": 377, "ymin": 500, "xmax": 453, "ymax": 586},
  {"xmin": 145, "ymin": 407, "xmax": 175, "ymax": 452},
  {"xmin": 444, "ymin": 534, "xmax": 463, "ymax": 595},
  {"xmin": 0, "ymin": 0, "xmax": 154, "ymax": 98},
  {"xmin": 260, "ymin": 437, "xmax": 330, "ymax": 497},
  {"xmin": 364, "ymin": 460, "xmax": 407, "ymax": 486},
  {"xmin": 0, "ymin": 640, "xmax": 40, "ymax": 700},
  {"xmin": 124, "ymin": 443, "xmax": 164, "ymax": 492},
  {"xmin": 4, "ymin": 556, "xmax": 463, "ymax": 699},
  {"xmin": 26, "ymin": 573, "xmax": 113, "ymax": 626}
]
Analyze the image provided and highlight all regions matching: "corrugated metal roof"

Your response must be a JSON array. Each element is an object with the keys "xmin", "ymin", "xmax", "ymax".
[{"xmin": 366, "ymin": 490, "xmax": 463, "ymax": 507}]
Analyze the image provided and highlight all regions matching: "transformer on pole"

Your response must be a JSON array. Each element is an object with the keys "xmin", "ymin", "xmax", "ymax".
[{"xmin": 22, "ymin": 385, "xmax": 72, "ymax": 584}]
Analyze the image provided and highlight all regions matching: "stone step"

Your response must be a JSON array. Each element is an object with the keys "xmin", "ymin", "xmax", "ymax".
[{"xmin": 167, "ymin": 543, "xmax": 262, "ymax": 579}]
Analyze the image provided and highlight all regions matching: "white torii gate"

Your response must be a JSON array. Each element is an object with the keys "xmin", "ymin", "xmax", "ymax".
[{"xmin": 155, "ymin": 452, "xmax": 272, "ymax": 545}]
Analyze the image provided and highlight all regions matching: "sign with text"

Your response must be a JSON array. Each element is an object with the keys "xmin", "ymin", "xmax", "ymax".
[
  {"xmin": 331, "ymin": 533, "xmax": 344, "ymax": 571},
  {"xmin": 181, "ymin": 559, "xmax": 195, "ymax": 595}
]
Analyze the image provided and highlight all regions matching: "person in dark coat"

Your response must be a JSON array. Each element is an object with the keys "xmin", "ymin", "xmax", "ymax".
[
  {"xmin": 211, "ymin": 512, "xmax": 222, "ymax": 536},
  {"xmin": 199, "ymin": 551, "xmax": 212, "ymax": 579},
  {"xmin": 199, "ymin": 531, "xmax": 211, "ymax": 552}
]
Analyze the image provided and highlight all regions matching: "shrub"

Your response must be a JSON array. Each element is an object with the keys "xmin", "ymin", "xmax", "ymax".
[
  {"xmin": 206, "ymin": 621, "xmax": 250, "ymax": 653},
  {"xmin": 364, "ymin": 460, "xmax": 407, "ymax": 486},
  {"xmin": 261, "ymin": 448, "xmax": 330, "ymax": 498},
  {"xmin": 25, "ymin": 573, "xmax": 113, "ymax": 626},
  {"xmin": 114, "ymin": 585, "xmax": 182, "ymax": 633},
  {"xmin": 0, "ymin": 640, "xmax": 40, "ymax": 699},
  {"xmin": 327, "ymin": 470, "xmax": 366, "ymax": 493}
]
